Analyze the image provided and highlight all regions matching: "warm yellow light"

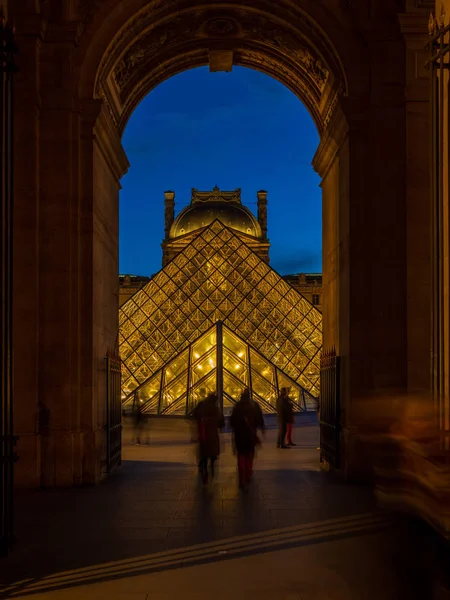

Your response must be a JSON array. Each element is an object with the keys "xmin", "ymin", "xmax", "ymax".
[
  {"xmin": 238, "ymin": 352, "xmax": 244, "ymax": 358},
  {"xmin": 194, "ymin": 352, "xmax": 199, "ymax": 359},
  {"xmin": 209, "ymin": 358, "xmax": 215, "ymax": 367},
  {"xmin": 235, "ymin": 364, "xmax": 240, "ymax": 369},
  {"xmin": 197, "ymin": 364, "xmax": 203, "ymax": 370}
]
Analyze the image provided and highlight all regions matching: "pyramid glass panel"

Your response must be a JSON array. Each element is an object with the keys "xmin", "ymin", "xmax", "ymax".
[
  {"xmin": 119, "ymin": 221, "xmax": 322, "ymax": 403},
  {"xmin": 121, "ymin": 322, "xmax": 318, "ymax": 417}
]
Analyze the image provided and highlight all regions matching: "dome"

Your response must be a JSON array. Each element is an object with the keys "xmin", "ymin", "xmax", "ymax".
[{"xmin": 169, "ymin": 200, "xmax": 262, "ymax": 239}]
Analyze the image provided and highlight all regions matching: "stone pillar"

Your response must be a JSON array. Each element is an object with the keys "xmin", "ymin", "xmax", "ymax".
[
  {"xmin": 315, "ymin": 71, "xmax": 410, "ymax": 482},
  {"xmin": 11, "ymin": 6, "xmax": 129, "ymax": 486},
  {"xmin": 37, "ymin": 30, "xmax": 84, "ymax": 487},
  {"xmin": 257, "ymin": 190, "xmax": 268, "ymax": 239},
  {"xmin": 13, "ymin": 11, "xmax": 44, "ymax": 487},
  {"xmin": 399, "ymin": 11, "xmax": 432, "ymax": 393}
]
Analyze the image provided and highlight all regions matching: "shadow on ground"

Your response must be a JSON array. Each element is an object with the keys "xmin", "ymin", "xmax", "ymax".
[{"xmin": 0, "ymin": 420, "xmax": 447, "ymax": 599}]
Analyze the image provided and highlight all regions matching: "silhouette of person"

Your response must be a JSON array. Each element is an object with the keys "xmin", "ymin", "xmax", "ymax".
[
  {"xmin": 285, "ymin": 394, "xmax": 296, "ymax": 446},
  {"xmin": 276, "ymin": 387, "xmax": 290, "ymax": 449},
  {"xmin": 192, "ymin": 393, "xmax": 224, "ymax": 484},
  {"xmin": 132, "ymin": 401, "xmax": 148, "ymax": 445},
  {"xmin": 230, "ymin": 389, "xmax": 265, "ymax": 489}
]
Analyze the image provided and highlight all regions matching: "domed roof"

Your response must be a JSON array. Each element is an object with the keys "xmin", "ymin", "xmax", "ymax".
[{"xmin": 169, "ymin": 187, "xmax": 262, "ymax": 239}]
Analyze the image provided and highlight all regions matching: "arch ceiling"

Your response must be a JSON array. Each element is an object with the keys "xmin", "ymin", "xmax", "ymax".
[{"xmin": 89, "ymin": 1, "xmax": 348, "ymax": 135}]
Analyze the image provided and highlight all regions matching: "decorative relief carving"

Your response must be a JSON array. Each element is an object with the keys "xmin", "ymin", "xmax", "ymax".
[
  {"xmin": 202, "ymin": 16, "xmax": 241, "ymax": 37},
  {"xmin": 98, "ymin": 87, "xmax": 117, "ymax": 126},
  {"xmin": 110, "ymin": 9, "xmax": 329, "ymax": 96},
  {"xmin": 87, "ymin": 0, "xmax": 351, "ymax": 137},
  {"xmin": 112, "ymin": 11, "xmax": 206, "ymax": 91},
  {"xmin": 323, "ymin": 91, "xmax": 339, "ymax": 129},
  {"xmin": 238, "ymin": 15, "xmax": 329, "ymax": 90},
  {"xmin": 236, "ymin": 48, "xmax": 321, "ymax": 107},
  {"xmin": 94, "ymin": 0, "xmax": 345, "ymax": 104},
  {"xmin": 192, "ymin": 186, "xmax": 242, "ymax": 203}
]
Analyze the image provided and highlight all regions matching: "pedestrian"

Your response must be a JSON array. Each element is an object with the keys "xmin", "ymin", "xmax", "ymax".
[
  {"xmin": 230, "ymin": 388, "xmax": 265, "ymax": 490},
  {"xmin": 192, "ymin": 393, "xmax": 225, "ymax": 484},
  {"xmin": 132, "ymin": 400, "xmax": 149, "ymax": 445},
  {"xmin": 276, "ymin": 387, "xmax": 290, "ymax": 449},
  {"xmin": 285, "ymin": 394, "xmax": 297, "ymax": 446}
]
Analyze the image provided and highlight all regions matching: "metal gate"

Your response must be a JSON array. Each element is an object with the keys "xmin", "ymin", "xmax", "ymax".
[
  {"xmin": 105, "ymin": 352, "xmax": 122, "ymax": 473},
  {"xmin": 319, "ymin": 348, "xmax": 341, "ymax": 469},
  {"xmin": 0, "ymin": 13, "xmax": 18, "ymax": 558}
]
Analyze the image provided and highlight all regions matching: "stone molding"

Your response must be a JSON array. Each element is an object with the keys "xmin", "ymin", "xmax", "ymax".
[
  {"xmin": 86, "ymin": 1, "xmax": 352, "ymax": 135},
  {"xmin": 93, "ymin": 104, "xmax": 129, "ymax": 182}
]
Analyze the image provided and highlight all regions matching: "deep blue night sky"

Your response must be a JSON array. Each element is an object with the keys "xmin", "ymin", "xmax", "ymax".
[{"xmin": 119, "ymin": 66, "xmax": 322, "ymax": 277}]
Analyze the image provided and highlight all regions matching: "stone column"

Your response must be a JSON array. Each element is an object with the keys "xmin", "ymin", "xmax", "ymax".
[
  {"xmin": 12, "ymin": 8, "xmax": 129, "ymax": 486},
  {"xmin": 315, "ymin": 67, "xmax": 410, "ymax": 481},
  {"xmin": 13, "ymin": 10, "xmax": 44, "ymax": 487},
  {"xmin": 38, "ymin": 29, "xmax": 84, "ymax": 487},
  {"xmin": 399, "ymin": 11, "xmax": 431, "ymax": 393}
]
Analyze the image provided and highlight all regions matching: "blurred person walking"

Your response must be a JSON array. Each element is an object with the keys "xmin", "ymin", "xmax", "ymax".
[
  {"xmin": 192, "ymin": 393, "xmax": 225, "ymax": 484},
  {"xmin": 276, "ymin": 387, "xmax": 291, "ymax": 449},
  {"xmin": 132, "ymin": 401, "xmax": 149, "ymax": 445},
  {"xmin": 285, "ymin": 393, "xmax": 297, "ymax": 446},
  {"xmin": 230, "ymin": 389, "xmax": 265, "ymax": 490}
]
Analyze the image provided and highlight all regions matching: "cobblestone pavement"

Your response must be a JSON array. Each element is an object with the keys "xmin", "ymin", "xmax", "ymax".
[{"xmin": 0, "ymin": 417, "xmax": 446, "ymax": 599}]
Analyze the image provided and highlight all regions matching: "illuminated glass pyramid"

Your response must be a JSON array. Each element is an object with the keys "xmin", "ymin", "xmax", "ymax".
[
  {"xmin": 119, "ymin": 219, "xmax": 322, "ymax": 408},
  {"xmin": 121, "ymin": 321, "xmax": 318, "ymax": 416}
]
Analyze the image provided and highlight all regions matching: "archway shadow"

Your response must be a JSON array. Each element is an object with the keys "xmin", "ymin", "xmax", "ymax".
[{"xmin": 2, "ymin": 455, "xmax": 444, "ymax": 600}]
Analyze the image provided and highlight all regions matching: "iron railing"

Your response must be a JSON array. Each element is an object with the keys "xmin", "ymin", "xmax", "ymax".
[
  {"xmin": 319, "ymin": 348, "xmax": 341, "ymax": 469},
  {"xmin": 0, "ymin": 11, "xmax": 18, "ymax": 558},
  {"xmin": 105, "ymin": 351, "xmax": 122, "ymax": 473},
  {"xmin": 427, "ymin": 15, "xmax": 450, "ymax": 451}
]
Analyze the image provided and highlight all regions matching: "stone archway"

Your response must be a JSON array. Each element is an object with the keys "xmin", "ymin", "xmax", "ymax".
[{"xmin": 11, "ymin": 0, "xmax": 432, "ymax": 487}]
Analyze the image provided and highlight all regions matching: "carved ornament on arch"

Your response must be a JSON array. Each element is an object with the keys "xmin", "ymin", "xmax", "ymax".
[
  {"xmin": 107, "ymin": 11, "xmax": 329, "ymax": 100},
  {"xmin": 233, "ymin": 48, "xmax": 323, "ymax": 129},
  {"xmin": 94, "ymin": 0, "xmax": 336, "ymax": 83}
]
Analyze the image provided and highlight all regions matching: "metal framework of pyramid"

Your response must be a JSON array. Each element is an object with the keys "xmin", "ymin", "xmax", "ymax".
[
  {"xmin": 119, "ymin": 219, "xmax": 322, "ymax": 406},
  {"xmin": 122, "ymin": 321, "xmax": 318, "ymax": 417}
]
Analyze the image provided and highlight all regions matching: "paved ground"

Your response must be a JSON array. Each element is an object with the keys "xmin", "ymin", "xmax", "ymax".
[{"xmin": 0, "ymin": 416, "xmax": 448, "ymax": 599}]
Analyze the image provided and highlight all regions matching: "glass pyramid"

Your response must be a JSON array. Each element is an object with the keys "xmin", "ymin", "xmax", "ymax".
[
  {"xmin": 122, "ymin": 322, "xmax": 318, "ymax": 416},
  {"xmin": 119, "ymin": 219, "xmax": 322, "ymax": 403}
]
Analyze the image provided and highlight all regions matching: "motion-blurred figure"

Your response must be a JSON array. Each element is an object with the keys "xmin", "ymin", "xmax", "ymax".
[
  {"xmin": 192, "ymin": 393, "xmax": 225, "ymax": 484},
  {"xmin": 276, "ymin": 387, "xmax": 291, "ymax": 448},
  {"xmin": 132, "ymin": 401, "xmax": 149, "ymax": 445},
  {"xmin": 230, "ymin": 389, "xmax": 265, "ymax": 490},
  {"xmin": 285, "ymin": 393, "xmax": 296, "ymax": 446}
]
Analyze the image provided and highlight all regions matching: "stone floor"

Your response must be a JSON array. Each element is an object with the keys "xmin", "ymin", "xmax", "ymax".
[{"xmin": 0, "ymin": 416, "xmax": 448, "ymax": 599}]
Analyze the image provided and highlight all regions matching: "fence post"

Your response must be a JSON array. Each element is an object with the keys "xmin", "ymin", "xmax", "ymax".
[
  {"xmin": 0, "ymin": 10, "xmax": 18, "ymax": 558},
  {"xmin": 319, "ymin": 348, "xmax": 341, "ymax": 469},
  {"xmin": 105, "ymin": 351, "xmax": 122, "ymax": 473}
]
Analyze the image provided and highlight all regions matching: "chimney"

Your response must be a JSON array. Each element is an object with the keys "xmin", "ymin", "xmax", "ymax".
[
  {"xmin": 164, "ymin": 190, "xmax": 175, "ymax": 238},
  {"xmin": 257, "ymin": 190, "xmax": 268, "ymax": 239}
]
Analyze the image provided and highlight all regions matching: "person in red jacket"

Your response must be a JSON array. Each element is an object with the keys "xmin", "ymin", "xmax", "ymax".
[
  {"xmin": 192, "ymin": 393, "xmax": 224, "ymax": 484},
  {"xmin": 230, "ymin": 389, "xmax": 265, "ymax": 489}
]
